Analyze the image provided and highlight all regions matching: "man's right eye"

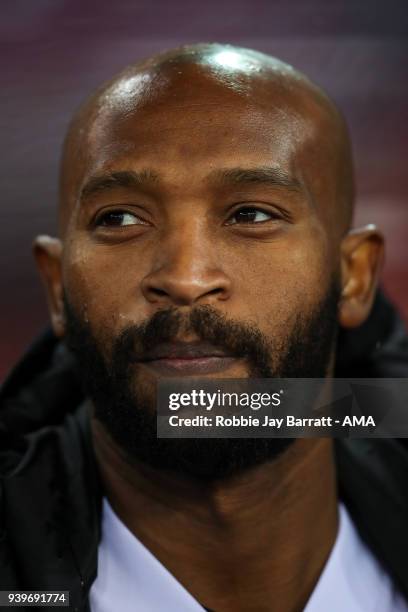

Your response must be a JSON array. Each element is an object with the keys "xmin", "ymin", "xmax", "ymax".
[{"xmin": 94, "ymin": 211, "xmax": 148, "ymax": 227}]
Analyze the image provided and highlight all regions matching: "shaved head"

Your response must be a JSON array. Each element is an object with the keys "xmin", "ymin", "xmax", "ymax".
[{"xmin": 59, "ymin": 43, "xmax": 354, "ymax": 236}]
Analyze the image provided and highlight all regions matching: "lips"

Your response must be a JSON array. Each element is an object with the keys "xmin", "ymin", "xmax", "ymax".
[
  {"xmin": 137, "ymin": 341, "xmax": 237, "ymax": 375},
  {"xmin": 141, "ymin": 341, "xmax": 232, "ymax": 361}
]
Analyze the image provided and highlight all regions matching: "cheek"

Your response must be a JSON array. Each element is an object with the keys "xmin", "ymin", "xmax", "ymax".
[
  {"xmin": 61, "ymin": 240, "xmax": 144, "ymax": 337},
  {"xmin": 231, "ymin": 225, "xmax": 333, "ymax": 330}
]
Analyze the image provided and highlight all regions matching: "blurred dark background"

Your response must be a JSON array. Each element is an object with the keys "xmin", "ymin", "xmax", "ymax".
[{"xmin": 1, "ymin": 0, "xmax": 407, "ymax": 380}]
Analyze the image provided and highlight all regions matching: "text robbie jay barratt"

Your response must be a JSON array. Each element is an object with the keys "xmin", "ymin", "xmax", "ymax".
[{"xmin": 167, "ymin": 415, "xmax": 376, "ymax": 428}]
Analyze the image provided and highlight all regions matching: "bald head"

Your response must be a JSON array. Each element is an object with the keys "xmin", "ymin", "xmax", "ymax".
[{"xmin": 59, "ymin": 43, "xmax": 354, "ymax": 235}]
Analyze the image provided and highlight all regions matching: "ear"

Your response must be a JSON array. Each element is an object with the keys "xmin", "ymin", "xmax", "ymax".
[
  {"xmin": 33, "ymin": 235, "xmax": 65, "ymax": 338},
  {"xmin": 338, "ymin": 224, "xmax": 385, "ymax": 329}
]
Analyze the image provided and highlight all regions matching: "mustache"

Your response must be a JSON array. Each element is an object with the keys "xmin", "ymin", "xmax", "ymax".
[
  {"xmin": 115, "ymin": 306, "xmax": 271, "ymax": 370},
  {"xmin": 63, "ymin": 292, "xmax": 279, "ymax": 378}
]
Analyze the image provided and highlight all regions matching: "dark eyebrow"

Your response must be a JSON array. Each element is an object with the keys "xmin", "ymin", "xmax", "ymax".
[
  {"xmin": 80, "ymin": 169, "xmax": 160, "ymax": 200},
  {"xmin": 208, "ymin": 166, "xmax": 303, "ymax": 193},
  {"xmin": 80, "ymin": 166, "xmax": 303, "ymax": 202}
]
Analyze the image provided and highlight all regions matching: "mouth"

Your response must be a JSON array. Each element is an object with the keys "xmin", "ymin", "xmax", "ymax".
[{"xmin": 137, "ymin": 341, "xmax": 238, "ymax": 376}]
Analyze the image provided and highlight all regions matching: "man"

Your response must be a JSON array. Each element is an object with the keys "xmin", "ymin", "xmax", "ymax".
[{"xmin": 1, "ymin": 43, "xmax": 408, "ymax": 611}]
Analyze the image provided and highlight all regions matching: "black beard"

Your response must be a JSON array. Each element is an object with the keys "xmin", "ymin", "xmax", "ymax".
[{"xmin": 64, "ymin": 279, "xmax": 340, "ymax": 482}]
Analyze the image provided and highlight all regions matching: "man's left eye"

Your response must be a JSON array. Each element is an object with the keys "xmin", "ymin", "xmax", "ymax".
[
  {"xmin": 96, "ymin": 211, "xmax": 147, "ymax": 227},
  {"xmin": 226, "ymin": 207, "xmax": 277, "ymax": 225}
]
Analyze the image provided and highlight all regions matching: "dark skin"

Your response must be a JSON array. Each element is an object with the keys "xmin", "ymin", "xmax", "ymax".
[{"xmin": 34, "ymin": 45, "xmax": 384, "ymax": 611}]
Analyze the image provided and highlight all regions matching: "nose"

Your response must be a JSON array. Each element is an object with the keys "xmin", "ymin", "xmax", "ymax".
[{"xmin": 141, "ymin": 224, "xmax": 232, "ymax": 307}]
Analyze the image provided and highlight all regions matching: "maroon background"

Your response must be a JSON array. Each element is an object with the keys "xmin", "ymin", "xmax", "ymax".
[{"xmin": 1, "ymin": 0, "xmax": 407, "ymax": 380}]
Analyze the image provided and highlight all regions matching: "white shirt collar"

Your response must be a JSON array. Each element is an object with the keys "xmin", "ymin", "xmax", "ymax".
[
  {"xmin": 90, "ymin": 498, "xmax": 205, "ymax": 612},
  {"xmin": 90, "ymin": 499, "xmax": 407, "ymax": 612},
  {"xmin": 304, "ymin": 503, "xmax": 407, "ymax": 611}
]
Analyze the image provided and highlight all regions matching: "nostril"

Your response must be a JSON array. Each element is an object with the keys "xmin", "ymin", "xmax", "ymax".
[
  {"xmin": 141, "ymin": 270, "xmax": 232, "ymax": 306},
  {"xmin": 150, "ymin": 287, "xmax": 169, "ymax": 297},
  {"xmin": 207, "ymin": 287, "xmax": 224, "ymax": 296}
]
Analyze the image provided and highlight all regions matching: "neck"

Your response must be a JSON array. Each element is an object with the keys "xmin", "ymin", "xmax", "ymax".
[{"xmin": 92, "ymin": 420, "xmax": 338, "ymax": 612}]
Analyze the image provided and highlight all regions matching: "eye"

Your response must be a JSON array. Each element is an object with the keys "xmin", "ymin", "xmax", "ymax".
[
  {"xmin": 226, "ymin": 207, "xmax": 279, "ymax": 225},
  {"xmin": 95, "ymin": 210, "xmax": 148, "ymax": 228}
]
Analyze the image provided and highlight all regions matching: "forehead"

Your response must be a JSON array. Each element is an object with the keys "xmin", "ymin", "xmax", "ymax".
[
  {"xmin": 65, "ymin": 68, "xmax": 337, "ymax": 211},
  {"xmin": 96, "ymin": 68, "xmax": 316, "ymax": 164}
]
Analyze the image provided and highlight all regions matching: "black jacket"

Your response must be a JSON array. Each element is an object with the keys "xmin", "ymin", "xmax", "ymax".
[{"xmin": 1, "ymin": 290, "xmax": 408, "ymax": 611}]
